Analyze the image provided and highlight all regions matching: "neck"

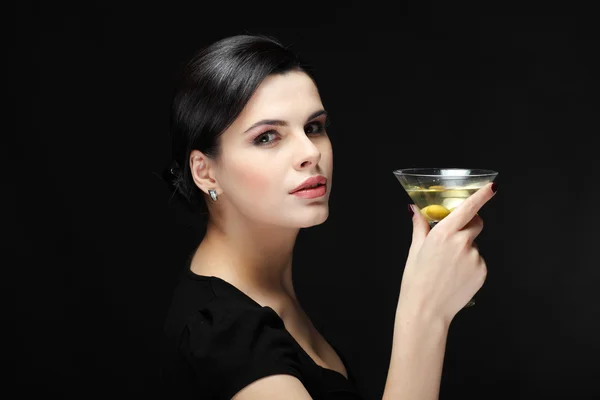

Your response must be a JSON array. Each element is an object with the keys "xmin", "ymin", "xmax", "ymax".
[{"xmin": 197, "ymin": 213, "xmax": 301, "ymax": 301}]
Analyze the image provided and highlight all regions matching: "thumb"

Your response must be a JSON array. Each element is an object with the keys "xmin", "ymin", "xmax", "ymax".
[{"xmin": 407, "ymin": 204, "xmax": 430, "ymax": 258}]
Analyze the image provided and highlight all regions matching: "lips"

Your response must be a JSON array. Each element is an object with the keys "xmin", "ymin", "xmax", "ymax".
[
  {"xmin": 290, "ymin": 175, "xmax": 327, "ymax": 194},
  {"xmin": 292, "ymin": 185, "xmax": 326, "ymax": 199}
]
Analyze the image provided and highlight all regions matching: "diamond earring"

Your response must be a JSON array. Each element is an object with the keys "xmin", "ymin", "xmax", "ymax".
[{"xmin": 208, "ymin": 189, "xmax": 218, "ymax": 202}]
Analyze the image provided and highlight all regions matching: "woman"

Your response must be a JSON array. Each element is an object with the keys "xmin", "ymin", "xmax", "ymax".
[{"xmin": 160, "ymin": 34, "xmax": 497, "ymax": 400}]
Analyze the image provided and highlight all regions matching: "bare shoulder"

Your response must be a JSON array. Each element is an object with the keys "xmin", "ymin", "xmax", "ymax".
[{"xmin": 232, "ymin": 374, "xmax": 313, "ymax": 400}]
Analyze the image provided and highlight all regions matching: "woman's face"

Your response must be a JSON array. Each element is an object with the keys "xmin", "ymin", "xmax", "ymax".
[{"xmin": 208, "ymin": 71, "xmax": 333, "ymax": 228}]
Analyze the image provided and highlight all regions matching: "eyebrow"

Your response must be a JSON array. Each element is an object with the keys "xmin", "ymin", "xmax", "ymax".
[{"xmin": 243, "ymin": 110, "xmax": 328, "ymax": 133}]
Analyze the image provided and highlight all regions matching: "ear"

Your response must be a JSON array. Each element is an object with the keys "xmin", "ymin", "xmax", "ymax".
[{"xmin": 189, "ymin": 149, "xmax": 221, "ymax": 196}]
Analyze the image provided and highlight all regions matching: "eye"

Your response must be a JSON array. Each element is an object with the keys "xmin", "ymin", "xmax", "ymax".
[
  {"xmin": 305, "ymin": 121, "xmax": 326, "ymax": 135},
  {"xmin": 253, "ymin": 130, "xmax": 279, "ymax": 146}
]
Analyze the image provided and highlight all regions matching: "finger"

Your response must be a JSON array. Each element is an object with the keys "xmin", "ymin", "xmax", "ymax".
[
  {"xmin": 407, "ymin": 204, "xmax": 430, "ymax": 259},
  {"xmin": 437, "ymin": 182, "xmax": 497, "ymax": 232},
  {"xmin": 460, "ymin": 214, "xmax": 484, "ymax": 243},
  {"xmin": 476, "ymin": 257, "xmax": 488, "ymax": 286}
]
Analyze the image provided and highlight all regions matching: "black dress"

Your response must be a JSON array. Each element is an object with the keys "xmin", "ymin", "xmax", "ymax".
[{"xmin": 160, "ymin": 266, "xmax": 364, "ymax": 399}]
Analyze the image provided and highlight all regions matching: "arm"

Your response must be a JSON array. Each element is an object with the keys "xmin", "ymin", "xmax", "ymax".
[
  {"xmin": 381, "ymin": 307, "xmax": 450, "ymax": 400},
  {"xmin": 379, "ymin": 183, "xmax": 496, "ymax": 399},
  {"xmin": 233, "ymin": 375, "xmax": 313, "ymax": 399}
]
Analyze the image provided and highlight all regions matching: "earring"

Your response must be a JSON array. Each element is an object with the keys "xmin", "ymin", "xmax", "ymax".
[{"xmin": 208, "ymin": 189, "xmax": 218, "ymax": 202}]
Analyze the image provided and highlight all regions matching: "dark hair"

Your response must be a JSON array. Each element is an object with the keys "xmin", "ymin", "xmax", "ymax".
[{"xmin": 163, "ymin": 34, "xmax": 315, "ymax": 213}]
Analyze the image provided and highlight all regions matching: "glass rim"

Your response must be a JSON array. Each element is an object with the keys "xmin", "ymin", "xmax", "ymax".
[{"xmin": 392, "ymin": 168, "xmax": 498, "ymax": 178}]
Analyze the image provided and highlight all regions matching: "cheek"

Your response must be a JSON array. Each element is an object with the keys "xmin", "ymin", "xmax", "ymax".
[
  {"xmin": 238, "ymin": 168, "xmax": 271, "ymax": 191},
  {"xmin": 224, "ymin": 159, "xmax": 277, "ymax": 198}
]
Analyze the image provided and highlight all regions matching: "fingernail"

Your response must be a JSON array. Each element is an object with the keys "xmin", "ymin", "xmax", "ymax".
[
  {"xmin": 408, "ymin": 204, "xmax": 414, "ymax": 217},
  {"xmin": 491, "ymin": 183, "xmax": 498, "ymax": 193}
]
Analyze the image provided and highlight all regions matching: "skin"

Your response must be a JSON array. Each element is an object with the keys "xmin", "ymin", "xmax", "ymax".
[{"xmin": 187, "ymin": 71, "xmax": 345, "ymax": 377}]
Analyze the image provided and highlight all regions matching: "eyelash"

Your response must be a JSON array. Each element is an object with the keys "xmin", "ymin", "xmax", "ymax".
[{"xmin": 252, "ymin": 120, "xmax": 329, "ymax": 146}]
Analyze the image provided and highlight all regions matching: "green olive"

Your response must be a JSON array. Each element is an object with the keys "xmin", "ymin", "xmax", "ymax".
[
  {"xmin": 420, "ymin": 208, "xmax": 433, "ymax": 222},
  {"xmin": 421, "ymin": 204, "xmax": 451, "ymax": 220}
]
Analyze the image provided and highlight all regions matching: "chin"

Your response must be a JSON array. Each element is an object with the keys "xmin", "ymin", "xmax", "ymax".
[{"xmin": 296, "ymin": 206, "xmax": 329, "ymax": 228}]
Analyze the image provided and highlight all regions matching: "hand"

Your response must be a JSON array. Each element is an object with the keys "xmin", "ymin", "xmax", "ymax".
[{"xmin": 396, "ymin": 183, "xmax": 498, "ymax": 324}]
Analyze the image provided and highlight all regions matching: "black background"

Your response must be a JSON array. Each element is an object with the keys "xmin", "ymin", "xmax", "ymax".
[{"xmin": 8, "ymin": 1, "xmax": 600, "ymax": 399}]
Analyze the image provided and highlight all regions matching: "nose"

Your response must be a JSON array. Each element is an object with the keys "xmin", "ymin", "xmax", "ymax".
[{"xmin": 293, "ymin": 134, "xmax": 321, "ymax": 170}]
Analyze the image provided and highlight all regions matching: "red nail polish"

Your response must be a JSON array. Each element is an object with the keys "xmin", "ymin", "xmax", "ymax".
[
  {"xmin": 408, "ymin": 204, "xmax": 414, "ymax": 217},
  {"xmin": 491, "ymin": 183, "xmax": 498, "ymax": 193}
]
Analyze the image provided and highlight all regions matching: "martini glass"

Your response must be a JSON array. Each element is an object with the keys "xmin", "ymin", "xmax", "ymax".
[{"xmin": 393, "ymin": 168, "xmax": 498, "ymax": 308}]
